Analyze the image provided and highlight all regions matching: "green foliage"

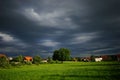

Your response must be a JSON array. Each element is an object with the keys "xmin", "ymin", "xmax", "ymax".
[
  {"xmin": 12, "ymin": 55, "xmax": 23, "ymax": 63},
  {"xmin": 10, "ymin": 55, "xmax": 24, "ymax": 66},
  {"xmin": 108, "ymin": 55, "xmax": 117, "ymax": 61},
  {"xmin": 47, "ymin": 57, "xmax": 53, "ymax": 63},
  {"xmin": 25, "ymin": 61, "xmax": 32, "ymax": 65},
  {"xmin": 53, "ymin": 48, "xmax": 71, "ymax": 62},
  {"xmin": 33, "ymin": 55, "xmax": 41, "ymax": 65},
  {"xmin": 0, "ymin": 56, "xmax": 10, "ymax": 68},
  {"xmin": 10, "ymin": 62, "xmax": 22, "ymax": 66},
  {"xmin": 90, "ymin": 55, "xmax": 95, "ymax": 62},
  {"xmin": 18, "ymin": 55, "xmax": 24, "ymax": 63},
  {"xmin": 72, "ymin": 57, "xmax": 78, "ymax": 62},
  {"xmin": 74, "ymin": 57, "xmax": 82, "ymax": 61},
  {"xmin": 53, "ymin": 50, "xmax": 60, "ymax": 60}
]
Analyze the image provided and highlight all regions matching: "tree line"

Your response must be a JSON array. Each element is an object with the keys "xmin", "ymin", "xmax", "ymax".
[
  {"xmin": 0, "ymin": 47, "xmax": 119, "ymax": 68},
  {"xmin": 0, "ymin": 48, "xmax": 71, "ymax": 68}
]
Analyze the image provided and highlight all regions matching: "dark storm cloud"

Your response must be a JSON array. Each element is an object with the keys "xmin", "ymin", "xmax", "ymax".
[{"xmin": 0, "ymin": 0, "xmax": 120, "ymax": 57}]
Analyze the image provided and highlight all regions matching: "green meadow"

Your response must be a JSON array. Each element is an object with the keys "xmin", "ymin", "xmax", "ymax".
[{"xmin": 0, "ymin": 62, "xmax": 120, "ymax": 80}]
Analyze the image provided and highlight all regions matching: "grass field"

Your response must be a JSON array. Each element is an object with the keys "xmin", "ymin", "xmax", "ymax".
[{"xmin": 0, "ymin": 62, "xmax": 120, "ymax": 80}]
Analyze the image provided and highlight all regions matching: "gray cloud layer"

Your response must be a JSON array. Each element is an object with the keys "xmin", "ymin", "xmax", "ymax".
[{"xmin": 0, "ymin": 0, "xmax": 120, "ymax": 57}]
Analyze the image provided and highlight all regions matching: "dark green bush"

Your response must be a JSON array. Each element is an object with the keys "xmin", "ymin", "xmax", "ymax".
[{"xmin": 0, "ymin": 56, "xmax": 10, "ymax": 68}]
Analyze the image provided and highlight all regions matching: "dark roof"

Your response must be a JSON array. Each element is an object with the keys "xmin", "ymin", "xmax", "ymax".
[{"xmin": 117, "ymin": 54, "xmax": 120, "ymax": 58}]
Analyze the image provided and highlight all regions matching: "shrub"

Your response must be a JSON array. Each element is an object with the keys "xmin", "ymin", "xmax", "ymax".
[
  {"xmin": 47, "ymin": 57, "xmax": 53, "ymax": 64},
  {"xmin": 10, "ymin": 62, "xmax": 22, "ymax": 66},
  {"xmin": 33, "ymin": 56, "xmax": 41, "ymax": 65},
  {"xmin": 0, "ymin": 56, "xmax": 10, "ymax": 68},
  {"xmin": 25, "ymin": 61, "xmax": 32, "ymax": 65}
]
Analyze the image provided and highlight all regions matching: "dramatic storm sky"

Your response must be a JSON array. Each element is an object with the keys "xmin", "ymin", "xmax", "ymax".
[{"xmin": 0, "ymin": 0, "xmax": 120, "ymax": 57}]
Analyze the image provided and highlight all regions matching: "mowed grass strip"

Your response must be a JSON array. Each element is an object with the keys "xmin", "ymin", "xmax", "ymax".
[{"xmin": 0, "ymin": 62, "xmax": 120, "ymax": 80}]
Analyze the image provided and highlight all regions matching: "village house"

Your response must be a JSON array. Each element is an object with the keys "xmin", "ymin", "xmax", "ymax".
[
  {"xmin": 41, "ymin": 59, "xmax": 48, "ymax": 63},
  {"xmin": 24, "ymin": 56, "xmax": 33, "ymax": 62},
  {"xmin": 73, "ymin": 57, "xmax": 78, "ymax": 62},
  {"xmin": 0, "ymin": 54, "xmax": 8, "ymax": 61},
  {"xmin": 101, "ymin": 55, "xmax": 109, "ymax": 61},
  {"xmin": 81, "ymin": 57, "xmax": 91, "ymax": 62},
  {"xmin": 117, "ymin": 54, "xmax": 120, "ymax": 61},
  {"xmin": 95, "ymin": 57, "xmax": 103, "ymax": 62},
  {"xmin": 0, "ymin": 54, "xmax": 9, "ymax": 64},
  {"xmin": 8, "ymin": 57, "xmax": 13, "ymax": 61},
  {"xmin": 0, "ymin": 54, "xmax": 7, "ymax": 58}
]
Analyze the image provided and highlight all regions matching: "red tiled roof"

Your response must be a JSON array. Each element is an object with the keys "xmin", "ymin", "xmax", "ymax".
[
  {"xmin": 24, "ymin": 56, "xmax": 33, "ymax": 61},
  {"xmin": 0, "ymin": 54, "xmax": 6, "ymax": 57}
]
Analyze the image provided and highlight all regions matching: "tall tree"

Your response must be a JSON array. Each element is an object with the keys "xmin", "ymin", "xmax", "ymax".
[
  {"xmin": 53, "ymin": 50, "xmax": 60, "ymax": 60},
  {"xmin": 52, "ymin": 48, "xmax": 71, "ymax": 62},
  {"xmin": 33, "ymin": 55, "xmax": 41, "ymax": 65}
]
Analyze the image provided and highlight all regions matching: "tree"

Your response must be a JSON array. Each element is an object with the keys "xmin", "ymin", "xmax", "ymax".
[
  {"xmin": 33, "ymin": 55, "xmax": 41, "ymax": 65},
  {"xmin": 90, "ymin": 55, "xmax": 95, "ymax": 62},
  {"xmin": 47, "ymin": 57, "xmax": 53, "ymax": 63},
  {"xmin": 53, "ymin": 50, "xmax": 60, "ymax": 60},
  {"xmin": 10, "ymin": 55, "xmax": 24, "ymax": 66},
  {"xmin": 0, "ymin": 56, "xmax": 9, "ymax": 68},
  {"xmin": 12, "ymin": 55, "xmax": 23, "ymax": 63},
  {"xmin": 52, "ymin": 48, "xmax": 71, "ymax": 62}
]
